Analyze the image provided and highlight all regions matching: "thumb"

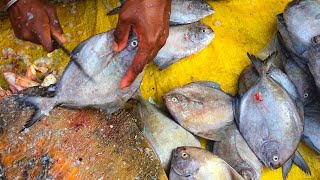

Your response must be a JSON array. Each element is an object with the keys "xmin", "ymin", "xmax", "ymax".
[{"xmin": 113, "ymin": 20, "xmax": 131, "ymax": 52}]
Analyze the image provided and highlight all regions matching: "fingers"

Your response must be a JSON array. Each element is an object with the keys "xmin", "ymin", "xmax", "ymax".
[
  {"xmin": 113, "ymin": 20, "xmax": 131, "ymax": 51},
  {"xmin": 120, "ymin": 49, "xmax": 151, "ymax": 89},
  {"xmin": 34, "ymin": 23, "xmax": 55, "ymax": 52},
  {"xmin": 46, "ymin": 6, "xmax": 67, "ymax": 44}
]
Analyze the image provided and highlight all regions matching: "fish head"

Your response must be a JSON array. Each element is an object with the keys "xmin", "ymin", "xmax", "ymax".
[
  {"xmin": 170, "ymin": 147, "xmax": 200, "ymax": 177},
  {"xmin": 260, "ymin": 140, "xmax": 282, "ymax": 169},
  {"xmin": 163, "ymin": 92, "xmax": 203, "ymax": 123},
  {"xmin": 117, "ymin": 33, "xmax": 140, "ymax": 70},
  {"xmin": 283, "ymin": 0, "xmax": 320, "ymax": 54},
  {"xmin": 189, "ymin": 1, "xmax": 215, "ymax": 16},
  {"xmin": 187, "ymin": 22, "xmax": 215, "ymax": 45},
  {"xmin": 300, "ymin": 84, "xmax": 317, "ymax": 105}
]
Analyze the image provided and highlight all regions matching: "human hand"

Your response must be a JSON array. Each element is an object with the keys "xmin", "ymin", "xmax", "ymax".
[
  {"xmin": 112, "ymin": 0, "xmax": 171, "ymax": 89},
  {"xmin": 4, "ymin": 0, "xmax": 66, "ymax": 52}
]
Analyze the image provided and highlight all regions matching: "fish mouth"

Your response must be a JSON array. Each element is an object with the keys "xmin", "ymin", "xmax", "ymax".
[{"xmin": 171, "ymin": 167, "xmax": 194, "ymax": 178}]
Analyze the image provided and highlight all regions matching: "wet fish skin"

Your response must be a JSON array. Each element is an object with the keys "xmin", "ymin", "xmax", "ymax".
[
  {"xmin": 163, "ymin": 81, "xmax": 234, "ymax": 141},
  {"xmin": 237, "ymin": 53, "xmax": 303, "ymax": 170},
  {"xmin": 21, "ymin": 23, "xmax": 212, "ymax": 130},
  {"xmin": 154, "ymin": 22, "xmax": 214, "ymax": 70},
  {"xmin": 170, "ymin": 0, "xmax": 214, "ymax": 25},
  {"xmin": 302, "ymin": 98, "xmax": 320, "ymax": 154},
  {"xmin": 282, "ymin": 51, "xmax": 317, "ymax": 106},
  {"xmin": 107, "ymin": 0, "xmax": 214, "ymax": 25},
  {"xmin": 238, "ymin": 65, "xmax": 300, "ymax": 103},
  {"xmin": 304, "ymin": 39, "xmax": 320, "ymax": 92},
  {"xmin": 213, "ymin": 123, "xmax": 263, "ymax": 180},
  {"xmin": 169, "ymin": 146, "xmax": 244, "ymax": 180},
  {"xmin": 279, "ymin": 0, "xmax": 320, "ymax": 55},
  {"xmin": 137, "ymin": 99, "xmax": 200, "ymax": 173},
  {"xmin": 21, "ymin": 30, "xmax": 141, "ymax": 131}
]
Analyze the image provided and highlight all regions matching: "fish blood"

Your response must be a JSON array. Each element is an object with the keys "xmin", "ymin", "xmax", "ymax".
[{"xmin": 254, "ymin": 92, "xmax": 263, "ymax": 102}]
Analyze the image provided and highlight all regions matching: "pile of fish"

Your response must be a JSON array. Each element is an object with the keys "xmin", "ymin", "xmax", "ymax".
[{"xmin": 1, "ymin": 0, "xmax": 319, "ymax": 180}]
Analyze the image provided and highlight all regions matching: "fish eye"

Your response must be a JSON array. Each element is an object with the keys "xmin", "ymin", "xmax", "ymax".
[
  {"xmin": 201, "ymin": 29, "xmax": 206, "ymax": 33},
  {"xmin": 131, "ymin": 40, "xmax": 138, "ymax": 47},
  {"xmin": 303, "ymin": 92, "xmax": 309, "ymax": 98},
  {"xmin": 272, "ymin": 155, "xmax": 279, "ymax": 162},
  {"xmin": 172, "ymin": 96, "xmax": 178, "ymax": 103},
  {"xmin": 181, "ymin": 152, "xmax": 189, "ymax": 159}
]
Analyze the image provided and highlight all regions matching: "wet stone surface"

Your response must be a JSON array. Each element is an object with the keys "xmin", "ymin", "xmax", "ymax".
[{"xmin": 0, "ymin": 89, "xmax": 167, "ymax": 180}]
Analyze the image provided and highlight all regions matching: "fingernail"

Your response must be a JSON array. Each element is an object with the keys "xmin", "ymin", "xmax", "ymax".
[
  {"xmin": 112, "ymin": 41, "xmax": 119, "ymax": 51},
  {"xmin": 61, "ymin": 34, "xmax": 67, "ymax": 43},
  {"xmin": 119, "ymin": 79, "xmax": 129, "ymax": 89}
]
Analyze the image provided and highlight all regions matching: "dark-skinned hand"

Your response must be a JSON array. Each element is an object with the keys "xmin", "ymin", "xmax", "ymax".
[
  {"xmin": 3, "ymin": 0, "xmax": 66, "ymax": 52},
  {"xmin": 112, "ymin": 0, "xmax": 171, "ymax": 89}
]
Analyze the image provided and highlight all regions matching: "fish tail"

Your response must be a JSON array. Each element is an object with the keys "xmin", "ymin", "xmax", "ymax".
[
  {"xmin": 20, "ymin": 96, "xmax": 57, "ymax": 132},
  {"xmin": 282, "ymin": 150, "xmax": 311, "ymax": 180},
  {"xmin": 282, "ymin": 156, "xmax": 292, "ymax": 180},
  {"xmin": 292, "ymin": 150, "xmax": 311, "ymax": 176},
  {"xmin": 247, "ymin": 52, "xmax": 277, "ymax": 76}
]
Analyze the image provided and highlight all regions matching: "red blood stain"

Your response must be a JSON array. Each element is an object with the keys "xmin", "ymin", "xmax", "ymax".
[
  {"xmin": 253, "ymin": 92, "xmax": 269, "ymax": 113},
  {"xmin": 254, "ymin": 92, "xmax": 263, "ymax": 102},
  {"xmin": 69, "ymin": 110, "xmax": 91, "ymax": 131}
]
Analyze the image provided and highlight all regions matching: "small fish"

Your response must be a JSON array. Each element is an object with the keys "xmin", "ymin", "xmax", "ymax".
[
  {"xmin": 304, "ymin": 37, "xmax": 320, "ymax": 92},
  {"xmin": 138, "ymin": 99, "xmax": 200, "ymax": 172},
  {"xmin": 163, "ymin": 81, "xmax": 234, "ymax": 141},
  {"xmin": 154, "ymin": 22, "xmax": 214, "ymax": 70},
  {"xmin": 169, "ymin": 146, "xmax": 244, "ymax": 180},
  {"xmin": 213, "ymin": 123, "xmax": 263, "ymax": 180},
  {"xmin": 107, "ymin": 0, "xmax": 214, "ymax": 25},
  {"xmin": 278, "ymin": 0, "xmax": 320, "ymax": 55},
  {"xmin": 20, "ymin": 23, "xmax": 211, "ymax": 131},
  {"xmin": 276, "ymin": 32, "xmax": 318, "ymax": 105},
  {"xmin": 236, "ymin": 53, "xmax": 304, "ymax": 170}
]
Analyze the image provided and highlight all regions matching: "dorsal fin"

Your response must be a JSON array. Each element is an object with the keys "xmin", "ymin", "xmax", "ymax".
[
  {"xmin": 247, "ymin": 52, "xmax": 276, "ymax": 76},
  {"xmin": 194, "ymin": 81, "xmax": 221, "ymax": 90}
]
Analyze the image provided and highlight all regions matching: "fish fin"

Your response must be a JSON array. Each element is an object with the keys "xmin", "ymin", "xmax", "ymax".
[
  {"xmin": 107, "ymin": 7, "xmax": 121, "ymax": 15},
  {"xmin": 20, "ymin": 96, "xmax": 56, "ymax": 132},
  {"xmin": 263, "ymin": 52, "xmax": 277, "ymax": 73},
  {"xmin": 247, "ymin": 53, "xmax": 264, "ymax": 76},
  {"xmin": 148, "ymin": 97, "xmax": 160, "ymax": 108},
  {"xmin": 282, "ymin": 157, "xmax": 293, "ymax": 180},
  {"xmin": 292, "ymin": 150, "xmax": 311, "ymax": 176},
  {"xmin": 249, "ymin": 51, "xmax": 277, "ymax": 75},
  {"xmin": 227, "ymin": 164, "xmax": 244, "ymax": 180},
  {"xmin": 233, "ymin": 95, "xmax": 241, "ymax": 126},
  {"xmin": 154, "ymin": 57, "xmax": 176, "ymax": 70},
  {"xmin": 194, "ymin": 81, "xmax": 221, "ymax": 90},
  {"xmin": 20, "ymin": 111, "xmax": 46, "ymax": 133},
  {"xmin": 302, "ymin": 135, "xmax": 320, "ymax": 154}
]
